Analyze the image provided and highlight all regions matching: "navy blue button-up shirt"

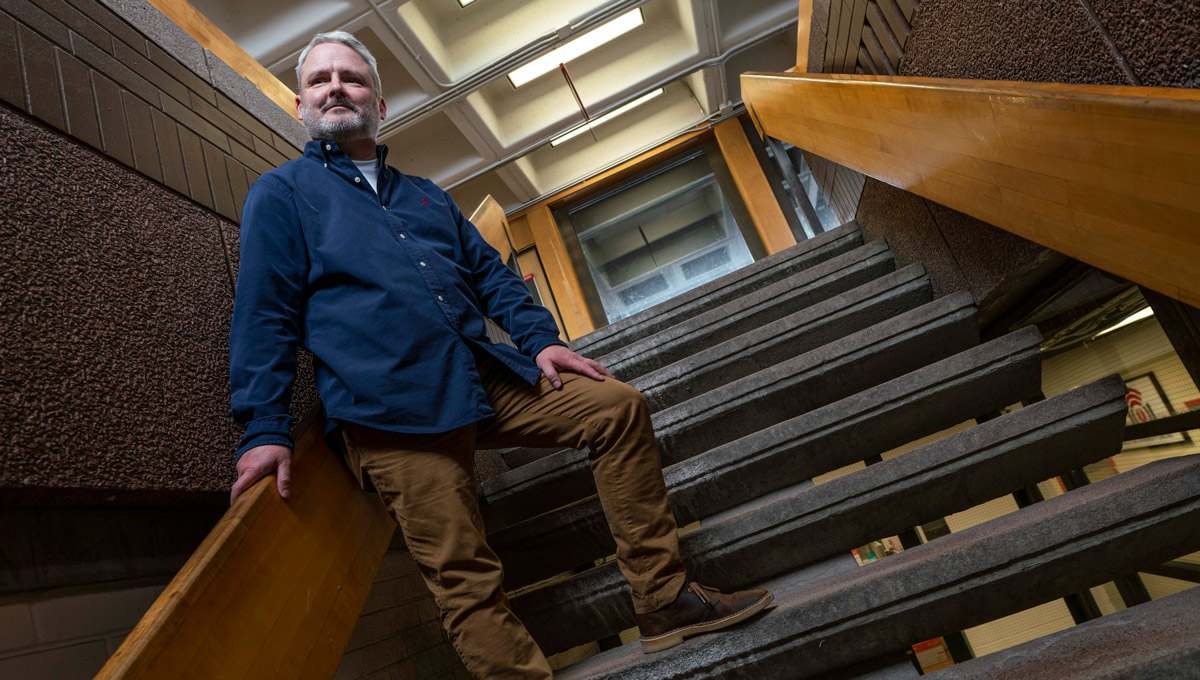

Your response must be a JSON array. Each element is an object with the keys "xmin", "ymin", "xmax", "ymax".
[{"xmin": 229, "ymin": 141, "xmax": 564, "ymax": 458}]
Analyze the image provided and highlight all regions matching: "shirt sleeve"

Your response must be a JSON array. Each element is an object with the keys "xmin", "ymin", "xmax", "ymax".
[
  {"xmin": 228, "ymin": 176, "xmax": 309, "ymax": 459},
  {"xmin": 444, "ymin": 189, "xmax": 566, "ymax": 360}
]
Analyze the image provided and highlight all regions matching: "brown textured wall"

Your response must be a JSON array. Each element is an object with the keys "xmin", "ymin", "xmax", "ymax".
[
  {"xmin": 1, "ymin": 105, "xmax": 232, "ymax": 500},
  {"xmin": 0, "ymin": 0, "xmax": 319, "ymax": 502},
  {"xmin": 1089, "ymin": 0, "xmax": 1200, "ymax": 88},
  {"xmin": 854, "ymin": 0, "xmax": 1197, "ymax": 327},
  {"xmin": 0, "ymin": 102, "xmax": 317, "ymax": 502},
  {"xmin": 899, "ymin": 0, "xmax": 1133, "ymax": 85}
]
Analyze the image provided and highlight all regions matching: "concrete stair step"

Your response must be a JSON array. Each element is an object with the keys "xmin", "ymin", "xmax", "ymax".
[
  {"xmin": 555, "ymin": 452, "xmax": 1200, "ymax": 679},
  {"xmin": 513, "ymin": 375, "xmax": 1130, "ymax": 655},
  {"xmin": 488, "ymin": 262, "xmax": 928, "ymax": 486},
  {"xmin": 499, "ymin": 446, "xmax": 562, "ymax": 470},
  {"xmin": 571, "ymin": 222, "xmax": 864, "ymax": 359},
  {"xmin": 491, "ymin": 326, "xmax": 1045, "ymax": 588},
  {"xmin": 638, "ymin": 264, "xmax": 932, "ymax": 411},
  {"xmin": 600, "ymin": 239, "xmax": 897, "ymax": 382},
  {"xmin": 934, "ymin": 586, "xmax": 1200, "ymax": 679},
  {"xmin": 652, "ymin": 290, "xmax": 977, "ymax": 466},
  {"xmin": 483, "ymin": 292, "xmax": 979, "ymax": 526}
]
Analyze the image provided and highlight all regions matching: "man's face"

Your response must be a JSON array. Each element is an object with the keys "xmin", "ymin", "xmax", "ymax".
[{"xmin": 296, "ymin": 42, "xmax": 386, "ymax": 144}]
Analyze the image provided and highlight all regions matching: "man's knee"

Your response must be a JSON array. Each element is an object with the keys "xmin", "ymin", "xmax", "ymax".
[{"xmin": 578, "ymin": 375, "xmax": 649, "ymax": 419}]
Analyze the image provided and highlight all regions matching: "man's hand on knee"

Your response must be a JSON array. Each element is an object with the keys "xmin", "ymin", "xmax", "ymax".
[
  {"xmin": 230, "ymin": 444, "xmax": 293, "ymax": 504},
  {"xmin": 535, "ymin": 345, "xmax": 615, "ymax": 389}
]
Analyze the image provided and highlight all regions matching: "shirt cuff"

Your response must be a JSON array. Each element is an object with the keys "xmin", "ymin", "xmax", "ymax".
[
  {"xmin": 524, "ymin": 334, "xmax": 568, "ymax": 361},
  {"xmin": 235, "ymin": 414, "xmax": 295, "ymax": 459}
]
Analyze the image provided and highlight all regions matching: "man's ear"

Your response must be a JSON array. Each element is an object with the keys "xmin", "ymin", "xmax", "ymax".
[
  {"xmin": 379, "ymin": 96, "xmax": 387, "ymax": 121},
  {"xmin": 295, "ymin": 95, "xmax": 303, "ymax": 122}
]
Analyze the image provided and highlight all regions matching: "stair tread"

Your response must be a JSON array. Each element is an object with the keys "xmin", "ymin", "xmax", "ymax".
[
  {"xmin": 600, "ymin": 240, "xmax": 896, "ymax": 381},
  {"xmin": 483, "ymin": 292, "xmax": 979, "ymax": 525},
  {"xmin": 514, "ymin": 375, "xmax": 1130, "ymax": 655},
  {"xmin": 571, "ymin": 222, "xmax": 863, "ymax": 358},
  {"xmin": 638, "ymin": 263, "xmax": 931, "ymax": 411},
  {"xmin": 491, "ymin": 326, "xmax": 1045, "ymax": 588},
  {"xmin": 934, "ymin": 586, "xmax": 1200, "ymax": 679},
  {"xmin": 557, "ymin": 452, "xmax": 1200, "ymax": 679}
]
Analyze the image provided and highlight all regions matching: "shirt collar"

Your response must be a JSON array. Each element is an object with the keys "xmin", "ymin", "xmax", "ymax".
[{"xmin": 304, "ymin": 140, "xmax": 390, "ymax": 166}]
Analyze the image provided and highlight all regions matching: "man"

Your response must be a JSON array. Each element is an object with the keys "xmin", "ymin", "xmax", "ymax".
[{"xmin": 229, "ymin": 31, "xmax": 771, "ymax": 678}]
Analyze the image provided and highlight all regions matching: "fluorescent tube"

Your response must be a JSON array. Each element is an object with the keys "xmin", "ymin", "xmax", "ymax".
[
  {"xmin": 550, "ymin": 88, "xmax": 664, "ymax": 146},
  {"xmin": 508, "ymin": 8, "xmax": 644, "ymax": 88},
  {"xmin": 1095, "ymin": 306, "xmax": 1154, "ymax": 339}
]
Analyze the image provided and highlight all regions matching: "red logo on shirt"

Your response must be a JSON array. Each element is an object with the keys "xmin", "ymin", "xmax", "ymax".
[{"xmin": 421, "ymin": 197, "xmax": 429, "ymax": 205}]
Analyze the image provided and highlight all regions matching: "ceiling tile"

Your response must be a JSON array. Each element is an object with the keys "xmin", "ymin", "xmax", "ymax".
[
  {"xmin": 723, "ymin": 29, "xmax": 798, "ymax": 102},
  {"xmin": 190, "ymin": 0, "xmax": 806, "ymax": 206},
  {"xmin": 379, "ymin": 111, "xmax": 484, "ymax": 185},
  {"xmin": 516, "ymin": 80, "xmax": 706, "ymax": 194},
  {"xmin": 394, "ymin": 0, "xmax": 611, "ymax": 82},
  {"xmin": 448, "ymin": 170, "xmax": 522, "ymax": 215},
  {"xmin": 718, "ymin": 0, "xmax": 798, "ymax": 51},
  {"xmin": 463, "ymin": 0, "xmax": 697, "ymax": 149},
  {"xmin": 190, "ymin": 0, "xmax": 365, "ymax": 67}
]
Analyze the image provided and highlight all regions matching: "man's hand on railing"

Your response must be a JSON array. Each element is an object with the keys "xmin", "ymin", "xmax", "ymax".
[{"xmin": 230, "ymin": 444, "xmax": 293, "ymax": 504}]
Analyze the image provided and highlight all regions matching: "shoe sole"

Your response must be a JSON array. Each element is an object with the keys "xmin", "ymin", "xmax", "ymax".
[{"xmin": 640, "ymin": 591, "xmax": 774, "ymax": 653}]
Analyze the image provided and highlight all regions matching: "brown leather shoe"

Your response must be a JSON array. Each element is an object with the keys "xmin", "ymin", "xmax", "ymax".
[{"xmin": 637, "ymin": 581, "xmax": 773, "ymax": 652}]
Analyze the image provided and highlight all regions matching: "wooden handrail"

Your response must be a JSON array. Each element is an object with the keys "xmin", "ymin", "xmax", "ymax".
[
  {"xmin": 470, "ymin": 194, "xmax": 514, "ymax": 262},
  {"xmin": 741, "ymin": 72, "xmax": 1200, "ymax": 308},
  {"xmin": 95, "ymin": 413, "xmax": 395, "ymax": 680}
]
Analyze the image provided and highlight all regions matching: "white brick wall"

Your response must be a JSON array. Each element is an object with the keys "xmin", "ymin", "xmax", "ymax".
[{"xmin": 0, "ymin": 581, "xmax": 165, "ymax": 680}]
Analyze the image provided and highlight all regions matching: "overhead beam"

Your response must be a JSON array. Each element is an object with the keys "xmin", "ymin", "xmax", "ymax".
[
  {"xmin": 742, "ymin": 72, "xmax": 1200, "ymax": 307},
  {"xmin": 145, "ymin": 0, "xmax": 298, "ymax": 119},
  {"xmin": 714, "ymin": 118, "xmax": 798, "ymax": 255}
]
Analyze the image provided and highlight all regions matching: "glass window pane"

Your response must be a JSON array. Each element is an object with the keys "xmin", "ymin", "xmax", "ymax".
[{"xmin": 564, "ymin": 151, "xmax": 755, "ymax": 323}]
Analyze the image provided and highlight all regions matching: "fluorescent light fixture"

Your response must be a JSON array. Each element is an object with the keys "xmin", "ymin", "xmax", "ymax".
[
  {"xmin": 508, "ymin": 8, "xmax": 644, "ymax": 88},
  {"xmin": 458, "ymin": 0, "xmax": 477, "ymax": 6},
  {"xmin": 1095, "ymin": 306, "xmax": 1154, "ymax": 339},
  {"xmin": 550, "ymin": 88, "xmax": 664, "ymax": 146}
]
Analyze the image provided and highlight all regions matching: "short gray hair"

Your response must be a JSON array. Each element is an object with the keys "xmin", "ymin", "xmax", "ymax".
[{"xmin": 296, "ymin": 31, "xmax": 382, "ymax": 96}]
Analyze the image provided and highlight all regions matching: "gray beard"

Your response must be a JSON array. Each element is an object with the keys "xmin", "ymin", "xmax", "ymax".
[{"xmin": 300, "ymin": 99, "xmax": 380, "ymax": 145}]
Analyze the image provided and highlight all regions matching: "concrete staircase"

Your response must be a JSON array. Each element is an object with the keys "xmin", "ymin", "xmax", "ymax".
[{"xmin": 476, "ymin": 222, "xmax": 1200, "ymax": 678}]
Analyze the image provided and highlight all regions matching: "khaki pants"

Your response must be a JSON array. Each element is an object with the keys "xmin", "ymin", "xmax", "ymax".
[{"xmin": 340, "ymin": 355, "xmax": 687, "ymax": 679}]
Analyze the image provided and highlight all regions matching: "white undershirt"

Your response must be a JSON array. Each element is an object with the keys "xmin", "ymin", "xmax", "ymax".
[{"xmin": 352, "ymin": 158, "xmax": 379, "ymax": 193}]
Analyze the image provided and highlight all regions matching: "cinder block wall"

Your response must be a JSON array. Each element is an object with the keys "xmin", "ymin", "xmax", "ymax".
[
  {"xmin": 339, "ymin": 545, "xmax": 472, "ymax": 680},
  {"xmin": 0, "ymin": 1, "xmax": 462, "ymax": 678}
]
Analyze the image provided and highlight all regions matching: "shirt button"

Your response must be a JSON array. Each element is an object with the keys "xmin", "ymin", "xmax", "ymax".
[
  {"xmin": 382, "ymin": 205, "xmax": 387, "ymax": 211},
  {"xmin": 354, "ymin": 177, "xmax": 361, "ymax": 183},
  {"xmin": 419, "ymin": 262, "xmax": 426, "ymax": 267},
  {"xmin": 400, "ymin": 234, "xmax": 406, "ymax": 239},
  {"xmin": 437, "ymin": 295, "xmax": 444, "ymax": 302},
  {"xmin": 323, "ymin": 162, "xmax": 328, "ymax": 168},
  {"xmin": 325, "ymin": 144, "xmax": 332, "ymax": 151}
]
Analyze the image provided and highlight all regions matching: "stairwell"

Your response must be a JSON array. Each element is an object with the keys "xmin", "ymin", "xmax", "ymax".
[{"xmin": 466, "ymin": 222, "xmax": 1200, "ymax": 678}]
